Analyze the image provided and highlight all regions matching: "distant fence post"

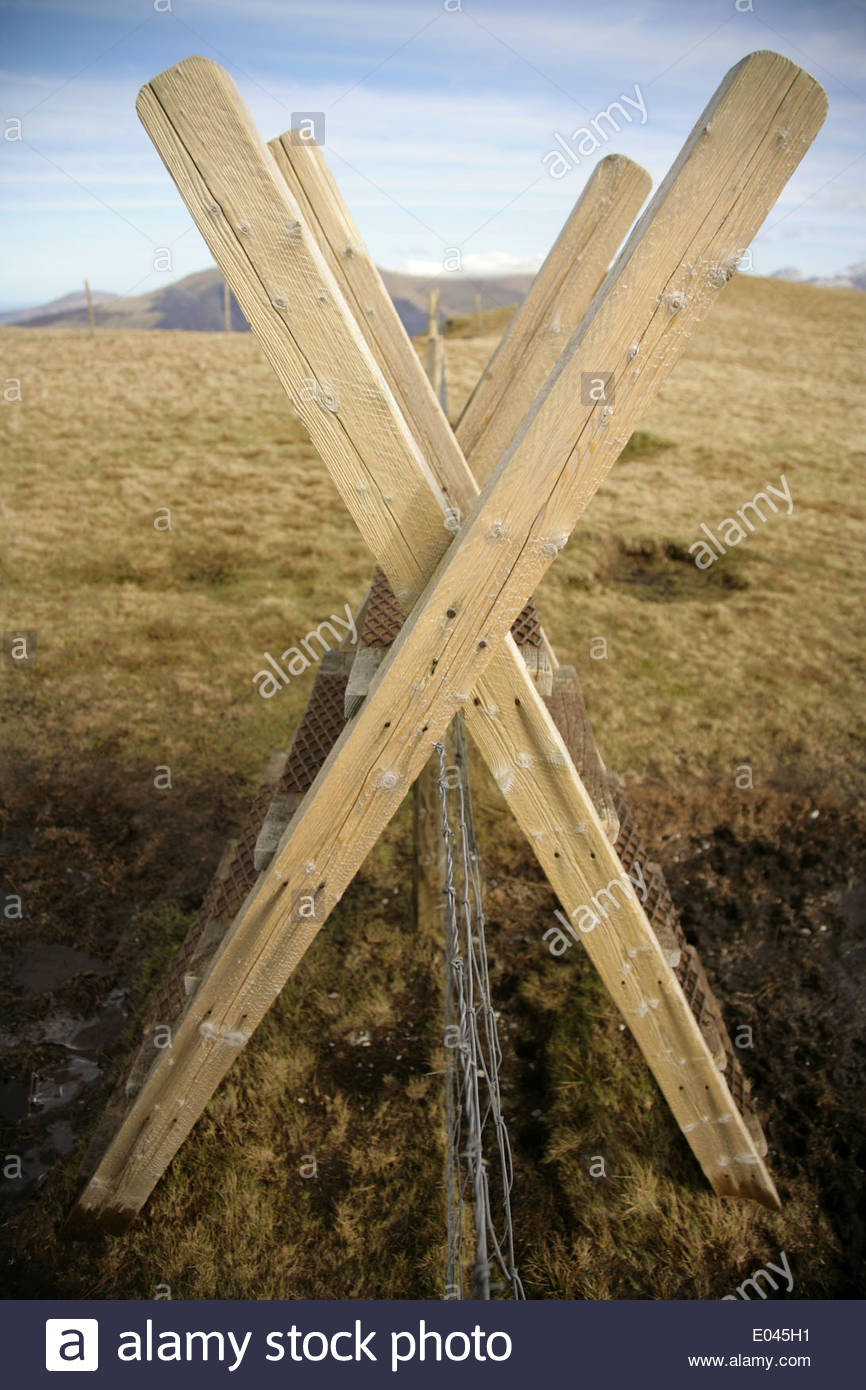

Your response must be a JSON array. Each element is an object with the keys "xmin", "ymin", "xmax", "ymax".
[
  {"xmin": 223, "ymin": 278, "xmax": 231, "ymax": 332},
  {"xmin": 425, "ymin": 288, "xmax": 445, "ymax": 408},
  {"xmin": 83, "ymin": 278, "xmax": 95, "ymax": 336}
]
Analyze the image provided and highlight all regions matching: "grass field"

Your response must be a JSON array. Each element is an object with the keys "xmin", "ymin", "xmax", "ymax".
[{"xmin": 1, "ymin": 273, "xmax": 864, "ymax": 1298}]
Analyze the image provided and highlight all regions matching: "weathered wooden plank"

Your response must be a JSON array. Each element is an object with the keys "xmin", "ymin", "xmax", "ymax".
[
  {"xmin": 267, "ymin": 121, "xmax": 475, "ymax": 534},
  {"xmin": 457, "ymin": 154, "xmax": 651, "ymax": 485},
  {"xmin": 73, "ymin": 52, "xmax": 824, "ymax": 1227}
]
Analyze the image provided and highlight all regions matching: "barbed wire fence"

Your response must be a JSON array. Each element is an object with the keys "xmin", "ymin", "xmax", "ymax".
[{"xmin": 436, "ymin": 715, "xmax": 524, "ymax": 1302}]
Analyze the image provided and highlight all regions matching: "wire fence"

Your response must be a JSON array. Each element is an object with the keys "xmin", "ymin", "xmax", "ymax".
[{"xmin": 436, "ymin": 715, "xmax": 524, "ymax": 1302}]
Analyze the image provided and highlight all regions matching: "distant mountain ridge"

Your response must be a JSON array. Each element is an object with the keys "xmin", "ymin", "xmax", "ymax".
[
  {"xmin": 7, "ymin": 260, "xmax": 861, "ymax": 337},
  {"xmin": 0, "ymin": 287, "xmax": 118, "ymax": 326},
  {"xmin": 769, "ymin": 259, "xmax": 866, "ymax": 291},
  {"xmin": 0, "ymin": 266, "xmax": 536, "ymax": 337}
]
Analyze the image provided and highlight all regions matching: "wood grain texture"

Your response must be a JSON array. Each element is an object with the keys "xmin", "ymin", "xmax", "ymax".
[
  {"xmin": 268, "ymin": 124, "xmax": 474, "ymax": 527},
  {"xmin": 458, "ymin": 154, "xmax": 651, "ymax": 484},
  {"xmin": 74, "ymin": 52, "xmax": 826, "ymax": 1226}
]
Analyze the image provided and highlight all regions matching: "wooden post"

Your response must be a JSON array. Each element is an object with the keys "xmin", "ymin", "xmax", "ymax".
[
  {"xmin": 457, "ymin": 154, "xmax": 651, "ymax": 487},
  {"xmin": 413, "ymin": 735, "xmax": 448, "ymax": 940},
  {"xmin": 83, "ymin": 278, "xmax": 95, "ymax": 335},
  {"xmin": 223, "ymin": 278, "xmax": 231, "ymax": 332},
  {"xmin": 426, "ymin": 285, "xmax": 439, "ymax": 343},
  {"xmin": 416, "ymin": 287, "xmax": 448, "ymax": 939},
  {"xmin": 71, "ymin": 52, "xmax": 825, "ymax": 1228},
  {"xmin": 425, "ymin": 287, "xmax": 445, "ymax": 409}
]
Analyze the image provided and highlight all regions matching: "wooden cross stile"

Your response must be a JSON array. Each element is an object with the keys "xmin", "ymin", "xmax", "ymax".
[{"xmin": 72, "ymin": 51, "xmax": 826, "ymax": 1231}]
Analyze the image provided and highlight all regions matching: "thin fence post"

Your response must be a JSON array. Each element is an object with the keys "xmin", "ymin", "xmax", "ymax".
[
  {"xmin": 416, "ymin": 284, "xmax": 449, "ymax": 945},
  {"xmin": 83, "ymin": 278, "xmax": 95, "ymax": 335}
]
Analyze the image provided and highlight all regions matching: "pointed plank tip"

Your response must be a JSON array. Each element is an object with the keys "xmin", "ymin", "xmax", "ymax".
[
  {"xmin": 594, "ymin": 151, "xmax": 653, "ymax": 199},
  {"xmin": 154, "ymin": 53, "xmax": 225, "ymax": 82},
  {"xmin": 729, "ymin": 48, "xmax": 828, "ymax": 120},
  {"xmin": 138, "ymin": 55, "xmax": 241, "ymax": 117},
  {"xmin": 64, "ymin": 1197, "xmax": 136, "ymax": 1241}
]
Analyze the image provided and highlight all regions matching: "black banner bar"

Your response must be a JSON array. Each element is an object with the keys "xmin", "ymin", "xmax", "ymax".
[{"xmin": 4, "ymin": 1297, "xmax": 858, "ymax": 1387}]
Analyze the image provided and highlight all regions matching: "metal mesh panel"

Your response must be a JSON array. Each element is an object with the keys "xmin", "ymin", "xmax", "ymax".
[
  {"xmin": 360, "ymin": 568, "xmax": 406, "ymax": 647},
  {"xmin": 509, "ymin": 597, "xmax": 543, "ymax": 648},
  {"xmin": 360, "ymin": 566, "xmax": 542, "ymax": 650},
  {"xmin": 612, "ymin": 789, "xmax": 760, "ymax": 1124},
  {"xmin": 277, "ymin": 667, "xmax": 349, "ymax": 795},
  {"xmin": 544, "ymin": 668, "xmax": 617, "ymax": 835},
  {"xmin": 613, "ymin": 792, "xmax": 688, "ymax": 962}
]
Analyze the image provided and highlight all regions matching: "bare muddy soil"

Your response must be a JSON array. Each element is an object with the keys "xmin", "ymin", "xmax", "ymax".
[
  {"xmin": 655, "ymin": 784, "xmax": 866, "ymax": 1296},
  {"xmin": 0, "ymin": 751, "xmax": 246, "ymax": 1201}
]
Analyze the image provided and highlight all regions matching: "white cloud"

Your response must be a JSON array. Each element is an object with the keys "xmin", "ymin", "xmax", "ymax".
[{"xmin": 397, "ymin": 250, "xmax": 544, "ymax": 277}]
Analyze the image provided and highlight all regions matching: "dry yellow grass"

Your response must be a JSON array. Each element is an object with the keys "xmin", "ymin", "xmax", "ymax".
[
  {"xmin": 445, "ymin": 276, "xmax": 866, "ymax": 795},
  {"xmin": 3, "ymin": 275, "xmax": 863, "ymax": 791},
  {"xmin": 0, "ymin": 273, "xmax": 863, "ymax": 1299}
]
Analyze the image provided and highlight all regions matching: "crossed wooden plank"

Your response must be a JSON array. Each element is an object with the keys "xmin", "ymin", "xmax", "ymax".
[
  {"xmin": 274, "ymin": 145, "xmax": 648, "ymax": 917},
  {"xmin": 282, "ymin": 144, "xmax": 650, "ymax": 734},
  {"xmin": 73, "ymin": 52, "xmax": 825, "ymax": 1230}
]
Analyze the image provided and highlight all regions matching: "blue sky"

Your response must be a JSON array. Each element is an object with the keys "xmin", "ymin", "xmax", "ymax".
[{"xmin": 1, "ymin": 0, "xmax": 864, "ymax": 309}]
